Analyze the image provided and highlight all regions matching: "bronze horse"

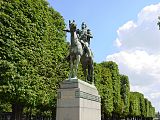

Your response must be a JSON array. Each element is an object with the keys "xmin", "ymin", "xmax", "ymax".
[
  {"xmin": 67, "ymin": 20, "xmax": 83, "ymax": 79},
  {"xmin": 81, "ymin": 51, "xmax": 94, "ymax": 84},
  {"xmin": 65, "ymin": 20, "xmax": 94, "ymax": 84}
]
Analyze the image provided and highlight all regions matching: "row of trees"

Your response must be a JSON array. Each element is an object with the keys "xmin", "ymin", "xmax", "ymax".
[
  {"xmin": 94, "ymin": 62, "xmax": 155, "ymax": 120},
  {"xmin": 0, "ymin": 0, "xmax": 69, "ymax": 119},
  {"xmin": 0, "ymin": 0, "xmax": 156, "ymax": 120}
]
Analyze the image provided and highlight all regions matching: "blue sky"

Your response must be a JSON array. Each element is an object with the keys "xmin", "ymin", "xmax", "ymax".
[
  {"xmin": 48, "ymin": 0, "xmax": 159, "ymax": 63},
  {"xmin": 48, "ymin": 0, "xmax": 160, "ymax": 112}
]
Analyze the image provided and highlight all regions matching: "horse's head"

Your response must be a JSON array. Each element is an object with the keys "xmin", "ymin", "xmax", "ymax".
[{"xmin": 69, "ymin": 20, "xmax": 77, "ymax": 32}]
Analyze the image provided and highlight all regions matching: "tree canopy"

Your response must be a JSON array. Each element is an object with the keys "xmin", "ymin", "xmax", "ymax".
[
  {"xmin": 0, "ymin": 0, "xmax": 69, "ymax": 119},
  {"xmin": 94, "ymin": 63, "xmax": 113, "ymax": 118}
]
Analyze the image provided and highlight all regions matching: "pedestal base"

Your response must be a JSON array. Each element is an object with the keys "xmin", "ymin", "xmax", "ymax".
[{"xmin": 56, "ymin": 79, "xmax": 101, "ymax": 120}]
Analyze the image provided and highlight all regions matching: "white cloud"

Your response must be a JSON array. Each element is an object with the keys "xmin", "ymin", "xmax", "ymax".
[
  {"xmin": 115, "ymin": 38, "xmax": 122, "ymax": 47},
  {"xmin": 118, "ymin": 21, "xmax": 137, "ymax": 33},
  {"xmin": 138, "ymin": 3, "xmax": 160, "ymax": 24},
  {"xmin": 107, "ymin": 3, "xmax": 160, "ymax": 112},
  {"xmin": 115, "ymin": 3, "xmax": 160, "ymax": 53},
  {"xmin": 150, "ymin": 92, "xmax": 160, "ymax": 99}
]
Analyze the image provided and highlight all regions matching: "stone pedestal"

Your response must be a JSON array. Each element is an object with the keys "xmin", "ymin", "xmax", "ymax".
[{"xmin": 56, "ymin": 78, "xmax": 101, "ymax": 120}]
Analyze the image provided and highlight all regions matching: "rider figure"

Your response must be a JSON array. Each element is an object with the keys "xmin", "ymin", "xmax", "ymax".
[
  {"xmin": 78, "ymin": 22, "xmax": 93, "ymax": 57},
  {"xmin": 86, "ymin": 28, "xmax": 93, "ymax": 46}
]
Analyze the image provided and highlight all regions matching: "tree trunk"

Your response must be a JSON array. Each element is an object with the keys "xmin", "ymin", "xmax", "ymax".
[
  {"xmin": 52, "ymin": 107, "xmax": 56, "ymax": 120},
  {"xmin": 11, "ymin": 103, "xmax": 24, "ymax": 120},
  {"xmin": 29, "ymin": 107, "xmax": 32, "ymax": 120}
]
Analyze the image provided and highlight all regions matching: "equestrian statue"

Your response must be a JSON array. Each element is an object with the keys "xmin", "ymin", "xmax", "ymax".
[{"xmin": 64, "ymin": 20, "xmax": 94, "ymax": 84}]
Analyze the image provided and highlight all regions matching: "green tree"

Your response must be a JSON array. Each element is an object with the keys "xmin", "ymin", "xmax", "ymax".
[
  {"xmin": 137, "ymin": 93, "xmax": 146, "ymax": 119},
  {"xmin": 145, "ymin": 98, "xmax": 150, "ymax": 119},
  {"xmin": 95, "ymin": 62, "xmax": 113, "ymax": 119},
  {"xmin": 0, "ymin": 0, "xmax": 68, "ymax": 119},
  {"xmin": 120, "ymin": 75, "xmax": 130, "ymax": 119},
  {"xmin": 148, "ymin": 101, "xmax": 155, "ymax": 119},
  {"xmin": 0, "ymin": 100, "xmax": 11, "ymax": 112},
  {"xmin": 150, "ymin": 106, "xmax": 155, "ymax": 119},
  {"xmin": 129, "ymin": 92, "xmax": 141, "ymax": 119},
  {"xmin": 102, "ymin": 61, "xmax": 122, "ymax": 119}
]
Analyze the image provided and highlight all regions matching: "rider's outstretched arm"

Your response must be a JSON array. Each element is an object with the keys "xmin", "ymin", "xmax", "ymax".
[{"xmin": 63, "ymin": 29, "xmax": 70, "ymax": 32}]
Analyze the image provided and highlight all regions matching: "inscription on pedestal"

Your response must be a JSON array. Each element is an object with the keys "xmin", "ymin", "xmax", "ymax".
[
  {"xmin": 58, "ymin": 91, "xmax": 101, "ymax": 102},
  {"xmin": 75, "ymin": 91, "xmax": 101, "ymax": 102}
]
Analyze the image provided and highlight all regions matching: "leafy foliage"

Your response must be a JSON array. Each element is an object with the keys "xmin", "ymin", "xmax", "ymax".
[
  {"xmin": 129, "ymin": 92, "xmax": 139, "ymax": 117},
  {"xmin": 0, "ymin": 0, "xmax": 68, "ymax": 111},
  {"xmin": 103, "ymin": 61, "xmax": 122, "ymax": 115},
  {"xmin": 129, "ymin": 92, "xmax": 155, "ymax": 119},
  {"xmin": 94, "ymin": 62, "xmax": 113, "ymax": 118},
  {"xmin": 120, "ymin": 74, "xmax": 130, "ymax": 117}
]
